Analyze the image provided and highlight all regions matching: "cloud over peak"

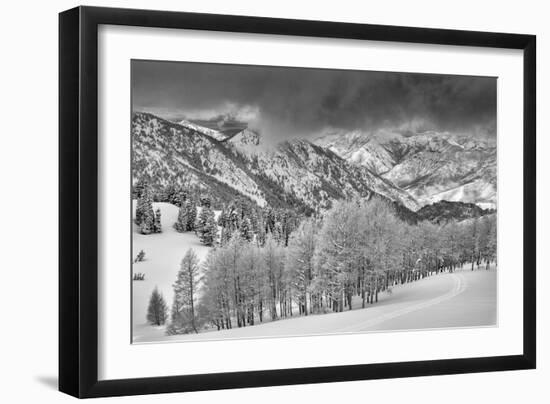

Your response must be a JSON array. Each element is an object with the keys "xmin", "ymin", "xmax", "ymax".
[{"xmin": 132, "ymin": 60, "xmax": 496, "ymax": 142}]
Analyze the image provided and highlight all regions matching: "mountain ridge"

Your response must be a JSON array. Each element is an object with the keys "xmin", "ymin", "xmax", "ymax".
[
  {"xmin": 315, "ymin": 129, "xmax": 496, "ymax": 209},
  {"xmin": 132, "ymin": 112, "xmax": 420, "ymax": 215},
  {"xmin": 132, "ymin": 112, "xmax": 495, "ymax": 223}
]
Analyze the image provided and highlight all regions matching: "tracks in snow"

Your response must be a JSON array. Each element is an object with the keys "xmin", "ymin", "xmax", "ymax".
[{"xmin": 334, "ymin": 272, "xmax": 468, "ymax": 333}]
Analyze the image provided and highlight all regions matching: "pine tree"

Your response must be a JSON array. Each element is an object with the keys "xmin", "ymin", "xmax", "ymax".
[
  {"xmin": 154, "ymin": 208, "xmax": 162, "ymax": 233},
  {"xmin": 136, "ymin": 186, "xmax": 155, "ymax": 234},
  {"xmin": 240, "ymin": 217, "xmax": 252, "ymax": 241},
  {"xmin": 133, "ymin": 178, "xmax": 147, "ymax": 199},
  {"xmin": 198, "ymin": 206, "xmax": 217, "ymax": 246},
  {"xmin": 169, "ymin": 249, "xmax": 200, "ymax": 333},
  {"xmin": 163, "ymin": 184, "xmax": 180, "ymax": 204},
  {"xmin": 139, "ymin": 212, "xmax": 155, "ymax": 235},
  {"xmin": 186, "ymin": 199, "xmax": 197, "ymax": 232},
  {"xmin": 200, "ymin": 195, "xmax": 211, "ymax": 208},
  {"xmin": 146, "ymin": 287, "xmax": 168, "ymax": 326},
  {"xmin": 176, "ymin": 189, "xmax": 188, "ymax": 207},
  {"xmin": 173, "ymin": 203, "xmax": 189, "ymax": 232}
]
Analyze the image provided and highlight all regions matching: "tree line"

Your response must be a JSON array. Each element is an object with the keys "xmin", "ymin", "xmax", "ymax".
[
  {"xmin": 148, "ymin": 197, "xmax": 496, "ymax": 332},
  {"xmin": 135, "ymin": 180, "xmax": 301, "ymax": 246}
]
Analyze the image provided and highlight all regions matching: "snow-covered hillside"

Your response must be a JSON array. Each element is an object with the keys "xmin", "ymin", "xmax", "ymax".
[
  {"xmin": 132, "ymin": 201, "xmax": 217, "ymax": 342},
  {"xmin": 133, "ymin": 113, "xmax": 268, "ymax": 206},
  {"xmin": 141, "ymin": 267, "xmax": 496, "ymax": 342},
  {"xmin": 315, "ymin": 130, "xmax": 496, "ymax": 209},
  {"xmin": 315, "ymin": 129, "xmax": 397, "ymax": 174},
  {"xmin": 229, "ymin": 136, "xmax": 420, "ymax": 211},
  {"xmin": 133, "ymin": 112, "xmax": 421, "ymax": 213},
  {"xmin": 177, "ymin": 118, "xmax": 227, "ymax": 141}
]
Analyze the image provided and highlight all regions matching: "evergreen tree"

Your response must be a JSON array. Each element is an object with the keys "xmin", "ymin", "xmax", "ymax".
[
  {"xmin": 169, "ymin": 249, "xmax": 200, "ymax": 333},
  {"xmin": 154, "ymin": 208, "xmax": 162, "ymax": 233},
  {"xmin": 198, "ymin": 206, "xmax": 217, "ymax": 246},
  {"xmin": 240, "ymin": 217, "xmax": 252, "ymax": 241},
  {"xmin": 133, "ymin": 178, "xmax": 147, "ymax": 199},
  {"xmin": 163, "ymin": 184, "xmax": 180, "ymax": 204},
  {"xmin": 200, "ymin": 195, "xmax": 211, "ymax": 208},
  {"xmin": 186, "ymin": 199, "xmax": 197, "ymax": 232},
  {"xmin": 174, "ymin": 190, "xmax": 186, "ymax": 207},
  {"xmin": 139, "ymin": 211, "xmax": 155, "ymax": 235},
  {"xmin": 173, "ymin": 203, "xmax": 189, "ymax": 232},
  {"xmin": 146, "ymin": 287, "xmax": 168, "ymax": 326},
  {"xmin": 136, "ymin": 186, "xmax": 155, "ymax": 234}
]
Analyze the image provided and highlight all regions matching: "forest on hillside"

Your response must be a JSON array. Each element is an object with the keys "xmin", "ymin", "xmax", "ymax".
[{"xmin": 136, "ymin": 182, "xmax": 497, "ymax": 336}]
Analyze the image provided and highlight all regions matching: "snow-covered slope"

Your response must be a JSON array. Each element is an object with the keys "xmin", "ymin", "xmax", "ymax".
[
  {"xmin": 177, "ymin": 118, "xmax": 227, "ymax": 141},
  {"xmin": 133, "ymin": 113, "xmax": 267, "ymax": 206},
  {"xmin": 315, "ymin": 130, "xmax": 496, "ymax": 209},
  {"xmin": 222, "ymin": 126, "xmax": 419, "ymax": 211},
  {"xmin": 316, "ymin": 130, "xmax": 397, "ymax": 174},
  {"xmin": 142, "ymin": 268, "xmax": 496, "ymax": 342},
  {"xmin": 132, "ymin": 201, "xmax": 217, "ymax": 342},
  {"xmin": 133, "ymin": 112, "xmax": 421, "ymax": 213},
  {"xmin": 234, "ymin": 138, "xmax": 419, "ymax": 211}
]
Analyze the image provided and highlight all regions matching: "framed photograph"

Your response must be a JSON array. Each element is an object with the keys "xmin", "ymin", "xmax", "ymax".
[{"xmin": 59, "ymin": 6, "xmax": 536, "ymax": 398}]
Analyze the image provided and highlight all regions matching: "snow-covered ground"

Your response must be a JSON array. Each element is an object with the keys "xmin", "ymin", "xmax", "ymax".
[
  {"xmin": 132, "ymin": 201, "xmax": 216, "ymax": 342},
  {"xmin": 131, "ymin": 200, "xmax": 496, "ymax": 343},
  {"xmin": 137, "ymin": 266, "xmax": 496, "ymax": 343}
]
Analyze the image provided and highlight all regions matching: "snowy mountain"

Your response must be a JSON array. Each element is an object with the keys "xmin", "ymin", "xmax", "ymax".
[
  {"xmin": 185, "ymin": 114, "xmax": 249, "ymax": 139},
  {"xmin": 177, "ymin": 118, "xmax": 227, "ymax": 141},
  {"xmin": 315, "ymin": 130, "xmax": 396, "ymax": 174},
  {"xmin": 132, "ymin": 112, "xmax": 420, "ymax": 214},
  {"xmin": 315, "ymin": 130, "xmax": 496, "ymax": 209},
  {"xmin": 228, "ymin": 130, "xmax": 420, "ymax": 212},
  {"xmin": 133, "ymin": 113, "xmax": 267, "ymax": 206}
]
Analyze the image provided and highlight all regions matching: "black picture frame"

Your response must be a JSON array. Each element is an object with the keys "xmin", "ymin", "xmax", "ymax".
[{"xmin": 59, "ymin": 6, "xmax": 536, "ymax": 399}]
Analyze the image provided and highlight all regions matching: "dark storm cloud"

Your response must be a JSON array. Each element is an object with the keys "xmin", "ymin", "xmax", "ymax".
[{"xmin": 132, "ymin": 60, "xmax": 496, "ymax": 140}]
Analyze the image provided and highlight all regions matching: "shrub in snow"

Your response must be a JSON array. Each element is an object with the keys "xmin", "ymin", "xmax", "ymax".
[{"xmin": 134, "ymin": 250, "xmax": 146, "ymax": 263}]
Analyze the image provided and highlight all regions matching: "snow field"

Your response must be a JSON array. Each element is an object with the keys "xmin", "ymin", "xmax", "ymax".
[
  {"xmin": 132, "ymin": 201, "xmax": 218, "ymax": 342},
  {"xmin": 136, "ymin": 264, "xmax": 496, "ymax": 342}
]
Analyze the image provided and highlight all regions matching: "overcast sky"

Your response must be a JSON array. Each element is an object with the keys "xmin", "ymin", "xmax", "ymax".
[{"xmin": 132, "ymin": 59, "xmax": 496, "ymax": 142}]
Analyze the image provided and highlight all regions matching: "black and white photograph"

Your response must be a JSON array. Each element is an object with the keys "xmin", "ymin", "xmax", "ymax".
[{"xmin": 131, "ymin": 60, "xmax": 497, "ymax": 343}]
